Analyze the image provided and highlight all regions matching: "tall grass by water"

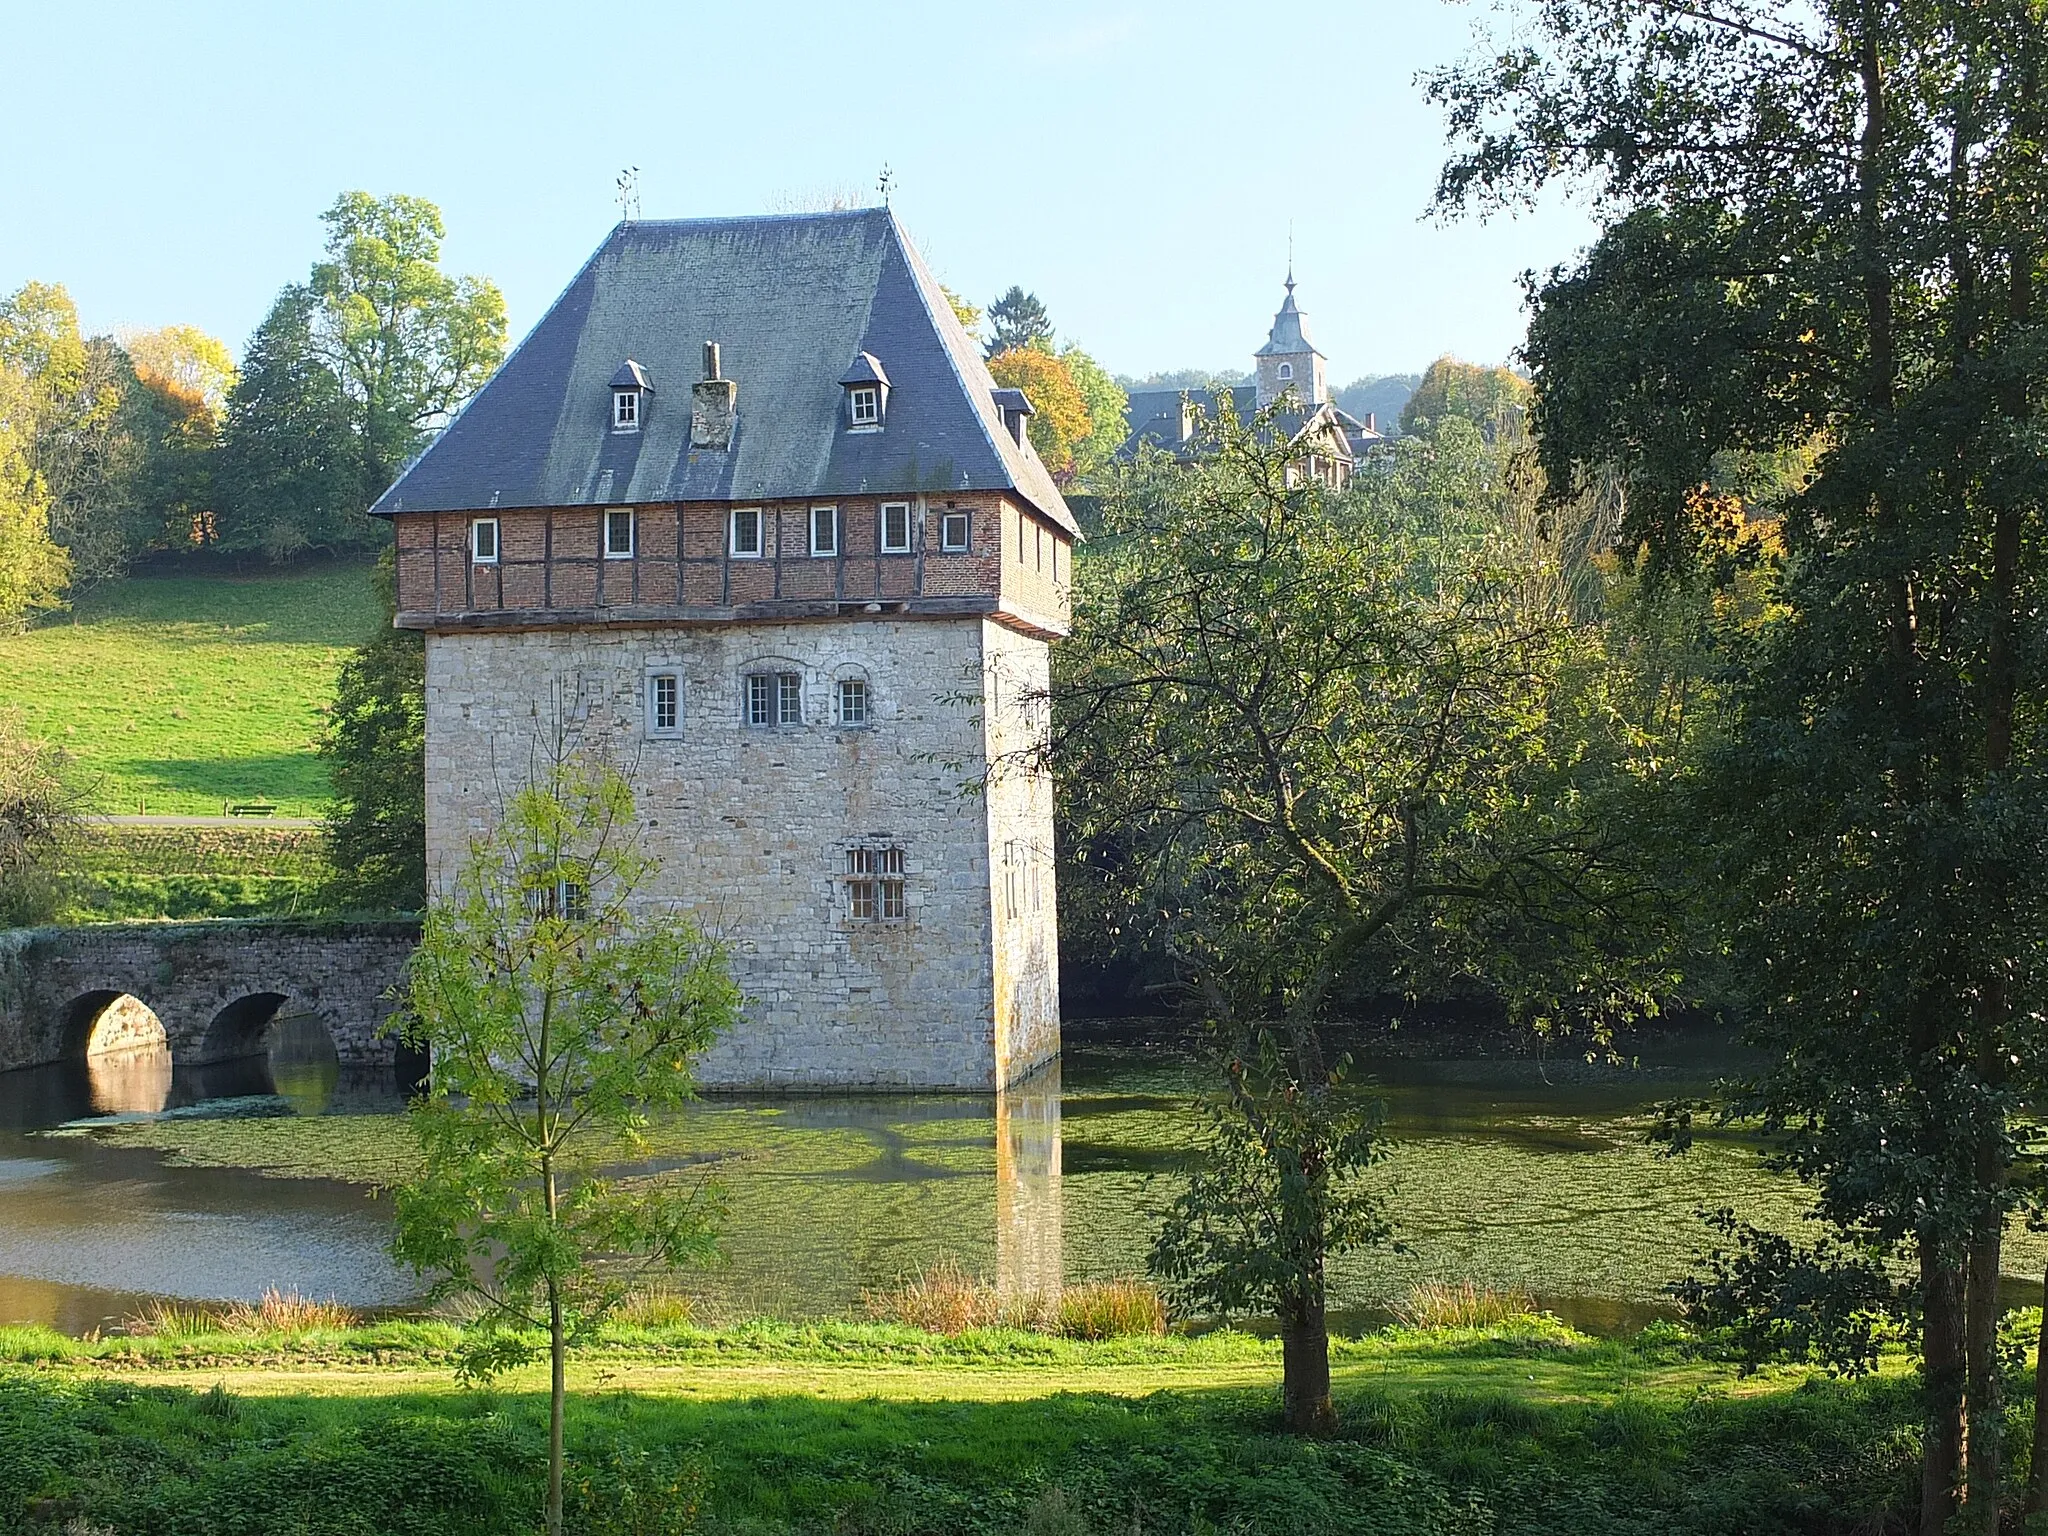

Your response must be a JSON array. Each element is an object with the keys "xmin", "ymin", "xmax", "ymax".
[
  {"xmin": 862, "ymin": 1260, "xmax": 1167, "ymax": 1339},
  {"xmin": 123, "ymin": 1289, "xmax": 358, "ymax": 1338}
]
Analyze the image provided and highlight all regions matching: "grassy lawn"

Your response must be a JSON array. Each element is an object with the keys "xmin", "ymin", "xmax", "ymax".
[
  {"xmin": 0, "ymin": 562, "xmax": 381, "ymax": 817},
  {"xmin": 0, "ymin": 1318, "xmax": 1922, "ymax": 1534}
]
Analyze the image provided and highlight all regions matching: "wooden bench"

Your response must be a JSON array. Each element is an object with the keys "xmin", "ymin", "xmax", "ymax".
[{"xmin": 223, "ymin": 802, "xmax": 279, "ymax": 818}]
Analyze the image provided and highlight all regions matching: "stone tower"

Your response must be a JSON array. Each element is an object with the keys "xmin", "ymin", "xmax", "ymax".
[
  {"xmin": 1253, "ymin": 270, "xmax": 1327, "ymax": 410},
  {"xmin": 373, "ymin": 210, "xmax": 1073, "ymax": 1091}
]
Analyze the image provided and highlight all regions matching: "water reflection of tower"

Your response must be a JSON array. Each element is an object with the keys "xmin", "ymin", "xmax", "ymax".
[{"xmin": 995, "ymin": 1061, "xmax": 1063, "ymax": 1301}]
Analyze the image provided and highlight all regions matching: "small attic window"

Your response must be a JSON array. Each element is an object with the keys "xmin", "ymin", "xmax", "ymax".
[
  {"xmin": 992, "ymin": 387, "xmax": 1034, "ymax": 449},
  {"xmin": 840, "ymin": 351, "xmax": 890, "ymax": 432},
  {"xmin": 609, "ymin": 359, "xmax": 652, "ymax": 433}
]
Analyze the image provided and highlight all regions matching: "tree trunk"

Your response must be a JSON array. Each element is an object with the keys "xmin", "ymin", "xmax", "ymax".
[
  {"xmin": 1963, "ymin": 1230, "xmax": 2005, "ymax": 1532},
  {"xmin": 1923, "ymin": 1248, "xmax": 1967, "ymax": 1535},
  {"xmin": 1281, "ymin": 1298, "xmax": 1336, "ymax": 1436},
  {"xmin": 547, "ymin": 1276, "xmax": 566, "ymax": 1536},
  {"xmin": 2028, "ymin": 1265, "xmax": 2048, "ymax": 1516}
]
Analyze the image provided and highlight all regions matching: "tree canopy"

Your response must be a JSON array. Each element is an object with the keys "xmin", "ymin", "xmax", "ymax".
[{"xmin": 1431, "ymin": 3, "xmax": 2048, "ymax": 1526}]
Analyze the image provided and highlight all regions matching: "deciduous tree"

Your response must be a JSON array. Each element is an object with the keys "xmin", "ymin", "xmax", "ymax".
[
  {"xmin": 311, "ymin": 192, "xmax": 507, "ymax": 496},
  {"xmin": 1059, "ymin": 410, "xmax": 1674, "ymax": 1428},
  {"xmin": 320, "ymin": 550, "xmax": 424, "ymax": 911},
  {"xmin": 1429, "ymin": 5, "xmax": 2048, "ymax": 1526},
  {"xmin": 987, "ymin": 346, "xmax": 1091, "ymax": 477},
  {"xmin": 392, "ymin": 749, "xmax": 738, "ymax": 1536}
]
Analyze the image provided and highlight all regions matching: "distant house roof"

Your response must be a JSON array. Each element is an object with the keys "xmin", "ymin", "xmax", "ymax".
[
  {"xmin": 372, "ymin": 209, "xmax": 1077, "ymax": 537},
  {"xmin": 1115, "ymin": 384, "xmax": 1372, "ymax": 466}
]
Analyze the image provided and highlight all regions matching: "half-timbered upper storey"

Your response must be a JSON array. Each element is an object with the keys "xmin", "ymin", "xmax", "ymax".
[{"xmin": 376, "ymin": 209, "xmax": 1076, "ymax": 638}]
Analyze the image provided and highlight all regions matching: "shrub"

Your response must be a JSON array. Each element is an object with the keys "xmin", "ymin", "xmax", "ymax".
[
  {"xmin": 613, "ymin": 1288, "xmax": 695, "ymax": 1330},
  {"xmin": 863, "ymin": 1259, "xmax": 1034, "ymax": 1333},
  {"xmin": 123, "ymin": 1289, "xmax": 355, "ymax": 1338},
  {"xmin": 1055, "ymin": 1280, "xmax": 1167, "ymax": 1340},
  {"xmin": 1393, "ymin": 1280, "xmax": 1536, "ymax": 1330},
  {"xmin": 862, "ymin": 1262, "xmax": 1168, "ymax": 1339},
  {"xmin": 565, "ymin": 1444, "xmax": 706, "ymax": 1535}
]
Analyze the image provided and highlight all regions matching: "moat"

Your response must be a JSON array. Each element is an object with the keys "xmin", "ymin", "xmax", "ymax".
[{"xmin": 0, "ymin": 1020, "xmax": 2009, "ymax": 1337}]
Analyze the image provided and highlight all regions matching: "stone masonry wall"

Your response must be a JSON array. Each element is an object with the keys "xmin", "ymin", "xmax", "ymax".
[
  {"xmin": 424, "ymin": 615, "xmax": 1056, "ymax": 1089},
  {"xmin": 981, "ymin": 621, "xmax": 1062, "ymax": 1081},
  {"xmin": 0, "ymin": 920, "xmax": 419, "ymax": 1072}
]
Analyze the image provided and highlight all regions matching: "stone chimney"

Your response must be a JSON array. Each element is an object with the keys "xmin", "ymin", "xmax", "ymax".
[{"xmin": 691, "ymin": 341, "xmax": 737, "ymax": 449}]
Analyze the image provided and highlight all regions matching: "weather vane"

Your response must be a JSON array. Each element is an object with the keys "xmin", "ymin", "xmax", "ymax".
[
  {"xmin": 616, "ymin": 166, "xmax": 641, "ymax": 221},
  {"xmin": 877, "ymin": 164, "xmax": 895, "ymax": 207}
]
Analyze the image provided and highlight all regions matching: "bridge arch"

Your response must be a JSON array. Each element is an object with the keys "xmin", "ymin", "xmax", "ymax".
[
  {"xmin": 61, "ymin": 990, "xmax": 169, "ymax": 1060},
  {"xmin": 200, "ymin": 992, "xmax": 292, "ymax": 1063}
]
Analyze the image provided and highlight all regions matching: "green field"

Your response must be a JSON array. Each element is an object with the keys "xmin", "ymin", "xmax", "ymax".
[
  {"xmin": 0, "ymin": 564, "xmax": 381, "ymax": 817},
  {"xmin": 0, "ymin": 1317, "xmax": 1923, "ymax": 1533}
]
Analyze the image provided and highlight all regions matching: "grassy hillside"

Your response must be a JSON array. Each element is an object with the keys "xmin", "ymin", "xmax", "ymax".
[{"xmin": 0, "ymin": 563, "xmax": 380, "ymax": 817}]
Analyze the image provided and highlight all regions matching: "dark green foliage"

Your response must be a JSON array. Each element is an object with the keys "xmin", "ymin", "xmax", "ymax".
[
  {"xmin": 1672, "ymin": 1210, "xmax": 1894, "ymax": 1376},
  {"xmin": 984, "ymin": 286, "xmax": 1053, "ymax": 357},
  {"xmin": 214, "ymin": 286, "xmax": 373, "ymax": 561},
  {"xmin": 320, "ymin": 550, "xmax": 424, "ymax": 911},
  {"xmin": 0, "ymin": 1355, "xmax": 1930, "ymax": 1534}
]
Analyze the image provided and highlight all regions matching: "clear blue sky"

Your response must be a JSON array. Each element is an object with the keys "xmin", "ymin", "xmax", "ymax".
[{"xmin": 0, "ymin": 0, "xmax": 1594, "ymax": 385}]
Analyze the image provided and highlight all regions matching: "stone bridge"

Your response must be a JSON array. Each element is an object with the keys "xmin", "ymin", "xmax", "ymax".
[{"xmin": 0, "ymin": 919, "xmax": 421, "ymax": 1073}]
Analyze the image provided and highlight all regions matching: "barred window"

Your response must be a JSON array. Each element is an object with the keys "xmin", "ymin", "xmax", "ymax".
[{"xmin": 847, "ymin": 845, "xmax": 906, "ymax": 921}]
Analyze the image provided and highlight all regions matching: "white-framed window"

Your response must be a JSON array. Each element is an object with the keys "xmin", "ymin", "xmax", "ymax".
[
  {"xmin": 880, "ymin": 501, "xmax": 912, "ymax": 553},
  {"xmin": 647, "ymin": 672, "xmax": 681, "ymax": 736},
  {"xmin": 730, "ymin": 507, "xmax": 763, "ymax": 558},
  {"xmin": 471, "ymin": 517, "xmax": 499, "ymax": 563},
  {"xmin": 940, "ymin": 510, "xmax": 970, "ymax": 552},
  {"xmin": 836, "ymin": 677, "xmax": 869, "ymax": 726},
  {"xmin": 1277, "ymin": 362, "xmax": 1293, "ymax": 382},
  {"xmin": 847, "ymin": 845, "xmax": 906, "ymax": 921},
  {"xmin": 848, "ymin": 385, "xmax": 880, "ymax": 427},
  {"xmin": 529, "ymin": 878, "xmax": 588, "ymax": 921},
  {"xmin": 809, "ymin": 505, "xmax": 838, "ymax": 557},
  {"xmin": 613, "ymin": 389, "xmax": 640, "ymax": 431},
  {"xmin": 745, "ymin": 671, "xmax": 803, "ymax": 727},
  {"xmin": 604, "ymin": 509, "xmax": 634, "ymax": 559}
]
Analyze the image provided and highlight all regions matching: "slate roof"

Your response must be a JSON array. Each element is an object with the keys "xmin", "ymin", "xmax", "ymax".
[
  {"xmin": 1117, "ymin": 385, "xmax": 1373, "ymax": 466},
  {"xmin": 371, "ymin": 209, "xmax": 1078, "ymax": 537},
  {"xmin": 1119, "ymin": 385, "xmax": 1257, "ymax": 456},
  {"xmin": 1254, "ymin": 282, "xmax": 1323, "ymax": 359}
]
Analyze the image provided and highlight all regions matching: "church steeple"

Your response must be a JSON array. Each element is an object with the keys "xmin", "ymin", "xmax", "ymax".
[{"xmin": 1254, "ymin": 265, "xmax": 1326, "ymax": 409}]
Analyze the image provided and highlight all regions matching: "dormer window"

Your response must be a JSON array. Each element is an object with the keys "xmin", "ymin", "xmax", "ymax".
[
  {"xmin": 609, "ymin": 359, "xmax": 652, "ymax": 433},
  {"xmin": 839, "ymin": 351, "xmax": 890, "ymax": 432},
  {"xmin": 992, "ymin": 387, "xmax": 1034, "ymax": 449}
]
